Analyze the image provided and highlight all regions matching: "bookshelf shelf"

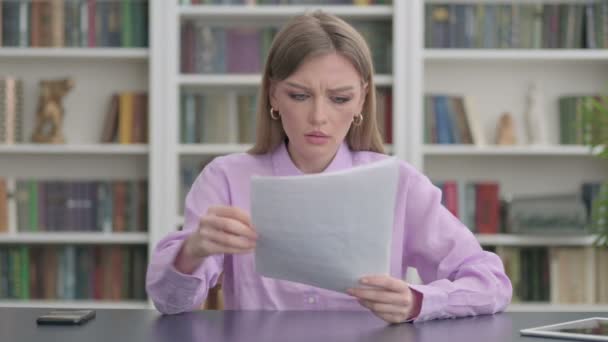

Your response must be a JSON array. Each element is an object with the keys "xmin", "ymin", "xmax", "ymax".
[
  {"xmin": 179, "ymin": 74, "xmax": 393, "ymax": 87},
  {"xmin": 424, "ymin": 49, "xmax": 608, "ymax": 62},
  {"xmin": 0, "ymin": 144, "xmax": 149, "ymax": 155},
  {"xmin": 476, "ymin": 234, "xmax": 598, "ymax": 247},
  {"xmin": 0, "ymin": 48, "xmax": 149, "ymax": 60},
  {"xmin": 178, "ymin": 5, "xmax": 393, "ymax": 20},
  {"xmin": 179, "ymin": 143, "xmax": 252, "ymax": 155},
  {"xmin": 0, "ymin": 233, "xmax": 149, "ymax": 244},
  {"xmin": 423, "ymin": 145, "xmax": 596, "ymax": 157},
  {"xmin": 0, "ymin": 300, "xmax": 150, "ymax": 309}
]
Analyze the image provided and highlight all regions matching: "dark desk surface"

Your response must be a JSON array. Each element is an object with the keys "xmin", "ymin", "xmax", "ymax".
[{"xmin": 1, "ymin": 308, "xmax": 607, "ymax": 342}]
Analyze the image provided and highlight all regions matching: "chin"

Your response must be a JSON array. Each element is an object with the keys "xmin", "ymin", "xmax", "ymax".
[{"xmin": 297, "ymin": 139, "xmax": 331, "ymax": 153}]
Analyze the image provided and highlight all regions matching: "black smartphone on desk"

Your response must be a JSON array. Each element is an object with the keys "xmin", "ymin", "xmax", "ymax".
[{"xmin": 36, "ymin": 310, "xmax": 96, "ymax": 325}]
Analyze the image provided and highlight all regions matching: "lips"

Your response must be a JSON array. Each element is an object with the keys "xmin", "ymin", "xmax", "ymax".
[
  {"xmin": 305, "ymin": 131, "xmax": 329, "ymax": 138},
  {"xmin": 304, "ymin": 131, "xmax": 330, "ymax": 145}
]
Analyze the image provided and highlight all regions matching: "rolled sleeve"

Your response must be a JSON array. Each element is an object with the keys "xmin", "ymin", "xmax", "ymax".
[
  {"xmin": 146, "ymin": 160, "xmax": 230, "ymax": 314},
  {"xmin": 403, "ymin": 173, "xmax": 513, "ymax": 322}
]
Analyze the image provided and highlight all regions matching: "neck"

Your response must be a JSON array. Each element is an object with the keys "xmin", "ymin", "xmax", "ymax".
[{"xmin": 287, "ymin": 142, "xmax": 340, "ymax": 174}]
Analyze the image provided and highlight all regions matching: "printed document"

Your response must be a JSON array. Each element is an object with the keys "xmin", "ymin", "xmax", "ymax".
[{"xmin": 250, "ymin": 158, "xmax": 399, "ymax": 292}]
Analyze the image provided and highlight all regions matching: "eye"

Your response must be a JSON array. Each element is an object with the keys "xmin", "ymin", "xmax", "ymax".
[
  {"xmin": 289, "ymin": 93, "xmax": 309, "ymax": 101},
  {"xmin": 332, "ymin": 96, "xmax": 351, "ymax": 104}
]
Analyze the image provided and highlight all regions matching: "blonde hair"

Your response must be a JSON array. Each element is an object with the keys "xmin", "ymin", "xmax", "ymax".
[{"xmin": 248, "ymin": 11, "xmax": 385, "ymax": 155}]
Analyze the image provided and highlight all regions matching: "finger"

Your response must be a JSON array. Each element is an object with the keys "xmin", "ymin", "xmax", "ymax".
[
  {"xmin": 201, "ymin": 225, "xmax": 256, "ymax": 250},
  {"xmin": 208, "ymin": 206, "xmax": 253, "ymax": 228},
  {"xmin": 376, "ymin": 312, "xmax": 408, "ymax": 325},
  {"xmin": 359, "ymin": 275, "xmax": 409, "ymax": 293},
  {"xmin": 202, "ymin": 215, "xmax": 258, "ymax": 240},
  {"xmin": 347, "ymin": 288, "xmax": 410, "ymax": 306},
  {"xmin": 357, "ymin": 299, "xmax": 409, "ymax": 315},
  {"xmin": 201, "ymin": 238, "xmax": 254, "ymax": 256}
]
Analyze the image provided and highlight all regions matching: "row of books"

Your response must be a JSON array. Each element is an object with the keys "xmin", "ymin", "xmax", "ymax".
[
  {"xmin": 494, "ymin": 246, "xmax": 608, "ymax": 304},
  {"xmin": 179, "ymin": 89, "xmax": 393, "ymax": 144},
  {"xmin": 433, "ymin": 181, "xmax": 500, "ymax": 234},
  {"xmin": 424, "ymin": 93, "xmax": 608, "ymax": 146},
  {"xmin": 582, "ymin": 182, "xmax": 603, "ymax": 222},
  {"xmin": 180, "ymin": 22, "xmax": 392, "ymax": 74},
  {"xmin": 507, "ymin": 192, "xmax": 589, "ymax": 236},
  {"xmin": 0, "ymin": 78, "xmax": 24, "ymax": 144},
  {"xmin": 1, "ymin": 0, "xmax": 149, "ymax": 48},
  {"xmin": 179, "ymin": 0, "xmax": 391, "ymax": 4},
  {"xmin": 100, "ymin": 92, "xmax": 148, "ymax": 144},
  {"xmin": 559, "ymin": 95, "xmax": 605, "ymax": 146},
  {"xmin": 424, "ymin": 95, "xmax": 481, "ymax": 145},
  {"xmin": 426, "ymin": 3, "xmax": 608, "ymax": 49},
  {"xmin": 0, "ymin": 245, "xmax": 147, "ymax": 301},
  {"xmin": 583, "ymin": 182, "xmax": 608, "ymax": 238},
  {"xmin": 181, "ymin": 25, "xmax": 275, "ymax": 74},
  {"xmin": 434, "ymin": 180, "xmax": 600, "ymax": 235},
  {"xmin": 0, "ymin": 179, "xmax": 148, "ymax": 233},
  {"xmin": 181, "ymin": 91, "xmax": 258, "ymax": 144}
]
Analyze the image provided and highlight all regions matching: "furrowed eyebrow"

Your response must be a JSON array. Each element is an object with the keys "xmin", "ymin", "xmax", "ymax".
[
  {"xmin": 328, "ymin": 86, "xmax": 354, "ymax": 92},
  {"xmin": 285, "ymin": 82, "xmax": 354, "ymax": 92},
  {"xmin": 285, "ymin": 82, "xmax": 310, "ymax": 91}
]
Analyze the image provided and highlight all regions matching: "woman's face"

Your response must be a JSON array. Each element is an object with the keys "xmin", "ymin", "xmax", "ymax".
[{"xmin": 270, "ymin": 52, "xmax": 367, "ymax": 170}]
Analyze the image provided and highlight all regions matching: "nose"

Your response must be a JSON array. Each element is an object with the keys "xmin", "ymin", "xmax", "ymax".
[{"xmin": 308, "ymin": 97, "xmax": 328, "ymax": 126}]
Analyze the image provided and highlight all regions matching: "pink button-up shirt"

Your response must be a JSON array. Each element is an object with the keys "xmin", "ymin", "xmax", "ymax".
[{"xmin": 146, "ymin": 142, "xmax": 512, "ymax": 322}]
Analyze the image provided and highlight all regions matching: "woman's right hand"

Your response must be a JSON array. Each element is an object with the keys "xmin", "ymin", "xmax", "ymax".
[{"xmin": 174, "ymin": 206, "xmax": 258, "ymax": 274}]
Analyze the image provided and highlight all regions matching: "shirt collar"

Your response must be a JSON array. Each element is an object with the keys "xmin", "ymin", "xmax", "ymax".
[{"xmin": 271, "ymin": 140, "xmax": 353, "ymax": 176}]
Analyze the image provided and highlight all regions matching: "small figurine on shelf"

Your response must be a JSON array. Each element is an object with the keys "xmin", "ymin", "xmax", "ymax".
[
  {"xmin": 495, "ymin": 112, "xmax": 517, "ymax": 145},
  {"xmin": 31, "ymin": 78, "xmax": 74, "ymax": 144}
]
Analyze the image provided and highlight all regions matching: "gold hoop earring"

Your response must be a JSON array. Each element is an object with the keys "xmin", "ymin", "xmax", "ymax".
[
  {"xmin": 269, "ymin": 107, "xmax": 280, "ymax": 120},
  {"xmin": 353, "ymin": 113, "xmax": 363, "ymax": 126}
]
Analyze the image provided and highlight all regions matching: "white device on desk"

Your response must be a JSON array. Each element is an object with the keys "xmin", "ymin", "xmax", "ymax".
[{"xmin": 520, "ymin": 317, "xmax": 608, "ymax": 341}]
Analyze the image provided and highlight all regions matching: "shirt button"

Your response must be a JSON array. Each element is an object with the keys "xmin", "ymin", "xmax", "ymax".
[{"xmin": 308, "ymin": 297, "xmax": 316, "ymax": 304}]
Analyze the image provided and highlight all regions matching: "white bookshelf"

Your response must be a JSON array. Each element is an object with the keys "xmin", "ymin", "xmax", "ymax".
[
  {"xmin": 413, "ymin": 0, "xmax": 608, "ymax": 310},
  {"xmin": 0, "ymin": 0, "xmax": 160, "ymax": 310}
]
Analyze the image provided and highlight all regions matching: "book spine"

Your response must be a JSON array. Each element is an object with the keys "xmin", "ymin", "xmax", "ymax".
[
  {"xmin": 0, "ymin": 79, "xmax": 5, "ymax": 143},
  {"xmin": 5, "ymin": 78, "xmax": 15, "ymax": 144},
  {"xmin": 121, "ymin": 0, "xmax": 132, "ymax": 47},
  {"xmin": 119, "ymin": 93, "xmax": 134, "ymax": 144},
  {"xmin": 0, "ymin": 178, "xmax": 7, "ymax": 233}
]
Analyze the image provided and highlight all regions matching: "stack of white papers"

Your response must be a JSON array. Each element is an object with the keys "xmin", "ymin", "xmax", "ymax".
[{"xmin": 250, "ymin": 157, "xmax": 399, "ymax": 293}]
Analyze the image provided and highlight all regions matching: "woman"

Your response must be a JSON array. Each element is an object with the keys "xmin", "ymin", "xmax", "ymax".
[{"xmin": 146, "ymin": 11, "xmax": 512, "ymax": 324}]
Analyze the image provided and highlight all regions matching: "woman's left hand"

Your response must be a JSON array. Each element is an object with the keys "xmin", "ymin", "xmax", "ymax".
[{"xmin": 347, "ymin": 275, "xmax": 422, "ymax": 324}]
